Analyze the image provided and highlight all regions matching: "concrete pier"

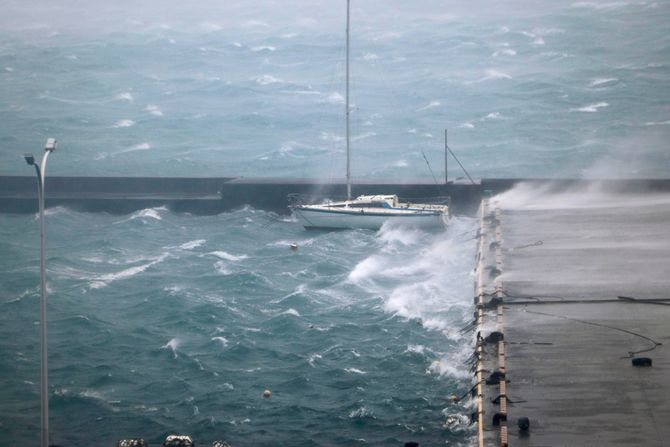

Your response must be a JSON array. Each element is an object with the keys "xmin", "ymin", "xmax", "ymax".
[{"xmin": 473, "ymin": 183, "xmax": 670, "ymax": 446}]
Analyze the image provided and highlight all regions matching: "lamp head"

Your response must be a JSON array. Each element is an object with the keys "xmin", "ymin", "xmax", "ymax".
[
  {"xmin": 24, "ymin": 153, "xmax": 35, "ymax": 165},
  {"xmin": 44, "ymin": 138, "xmax": 57, "ymax": 152}
]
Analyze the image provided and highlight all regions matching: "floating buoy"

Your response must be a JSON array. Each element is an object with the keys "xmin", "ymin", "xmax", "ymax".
[
  {"xmin": 289, "ymin": 243, "xmax": 298, "ymax": 251},
  {"xmin": 263, "ymin": 389, "xmax": 272, "ymax": 398},
  {"xmin": 449, "ymin": 394, "xmax": 458, "ymax": 402}
]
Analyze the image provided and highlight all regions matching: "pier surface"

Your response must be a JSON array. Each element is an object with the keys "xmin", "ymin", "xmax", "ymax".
[{"xmin": 475, "ymin": 183, "xmax": 670, "ymax": 446}]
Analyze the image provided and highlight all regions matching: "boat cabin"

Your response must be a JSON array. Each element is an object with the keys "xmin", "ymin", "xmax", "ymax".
[{"xmin": 348, "ymin": 195, "xmax": 399, "ymax": 209}]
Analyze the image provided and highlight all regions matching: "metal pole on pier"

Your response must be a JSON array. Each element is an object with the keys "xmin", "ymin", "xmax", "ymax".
[{"xmin": 24, "ymin": 138, "xmax": 57, "ymax": 447}]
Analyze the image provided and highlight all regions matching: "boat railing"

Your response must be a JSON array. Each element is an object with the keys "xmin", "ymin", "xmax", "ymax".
[
  {"xmin": 288, "ymin": 193, "xmax": 450, "ymax": 208},
  {"xmin": 402, "ymin": 195, "xmax": 451, "ymax": 207}
]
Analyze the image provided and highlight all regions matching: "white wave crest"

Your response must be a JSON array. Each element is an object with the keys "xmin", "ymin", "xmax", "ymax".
[
  {"xmin": 146, "ymin": 105, "xmax": 163, "ymax": 116},
  {"xmin": 326, "ymin": 92, "xmax": 344, "ymax": 104},
  {"xmin": 89, "ymin": 253, "xmax": 169, "ymax": 289},
  {"xmin": 281, "ymin": 308, "xmax": 301, "ymax": 317},
  {"xmin": 208, "ymin": 251, "xmax": 248, "ymax": 261},
  {"xmin": 349, "ymin": 405, "xmax": 374, "ymax": 418},
  {"xmin": 428, "ymin": 357, "xmax": 473, "ymax": 380},
  {"xmin": 180, "ymin": 239, "xmax": 206, "ymax": 250},
  {"xmin": 115, "ymin": 92, "xmax": 134, "ymax": 102},
  {"xmin": 493, "ymin": 48, "xmax": 516, "ymax": 57},
  {"xmin": 43, "ymin": 206, "xmax": 69, "ymax": 217},
  {"xmin": 308, "ymin": 353, "xmax": 322, "ymax": 367},
  {"xmin": 417, "ymin": 100, "xmax": 440, "ymax": 111},
  {"xmin": 407, "ymin": 344, "xmax": 425, "ymax": 354},
  {"xmin": 251, "ymin": 46, "xmax": 276, "ymax": 52},
  {"xmin": 128, "ymin": 207, "xmax": 164, "ymax": 221},
  {"xmin": 123, "ymin": 142, "xmax": 151, "ymax": 153},
  {"xmin": 211, "ymin": 336, "xmax": 228, "ymax": 347},
  {"xmin": 112, "ymin": 119, "xmax": 135, "ymax": 128},
  {"xmin": 466, "ymin": 69, "xmax": 512, "ymax": 84},
  {"xmin": 348, "ymin": 255, "xmax": 384, "ymax": 283},
  {"xmin": 162, "ymin": 337, "xmax": 180, "ymax": 358},
  {"xmin": 571, "ymin": 102, "xmax": 609, "ymax": 112},
  {"xmin": 483, "ymin": 112, "xmax": 504, "ymax": 120},
  {"xmin": 589, "ymin": 78, "xmax": 618, "ymax": 87},
  {"xmin": 344, "ymin": 367, "xmax": 367, "ymax": 374},
  {"xmin": 352, "ymin": 131, "xmax": 376, "ymax": 141},
  {"xmin": 377, "ymin": 223, "xmax": 422, "ymax": 248},
  {"xmin": 254, "ymin": 74, "xmax": 281, "ymax": 85}
]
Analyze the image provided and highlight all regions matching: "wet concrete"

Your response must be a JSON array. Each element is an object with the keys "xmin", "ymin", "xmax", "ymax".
[{"xmin": 477, "ymin": 184, "xmax": 670, "ymax": 446}]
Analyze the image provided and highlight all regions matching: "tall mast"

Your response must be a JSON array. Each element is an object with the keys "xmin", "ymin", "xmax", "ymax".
[{"xmin": 345, "ymin": 0, "xmax": 351, "ymax": 200}]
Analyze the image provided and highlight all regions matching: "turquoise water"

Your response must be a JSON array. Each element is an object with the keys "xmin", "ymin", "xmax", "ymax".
[
  {"xmin": 0, "ymin": 208, "xmax": 476, "ymax": 445},
  {"xmin": 1, "ymin": 1, "xmax": 669, "ymax": 445},
  {"xmin": 1, "ymin": 1, "xmax": 669, "ymax": 179}
]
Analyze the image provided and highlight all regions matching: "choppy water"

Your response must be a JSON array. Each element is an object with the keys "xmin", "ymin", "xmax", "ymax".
[
  {"xmin": 1, "ymin": 1, "xmax": 669, "ymax": 445},
  {"xmin": 1, "ymin": 1, "xmax": 669, "ymax": 179},
  {"xmin": 0, "ymin": 208, "xmax": 477, "ymax": 445}
]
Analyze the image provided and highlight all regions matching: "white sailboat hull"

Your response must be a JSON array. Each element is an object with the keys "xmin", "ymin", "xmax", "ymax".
[{"xmin": 292, "ymin": 207, "xmax": 448, "ymax": 230}]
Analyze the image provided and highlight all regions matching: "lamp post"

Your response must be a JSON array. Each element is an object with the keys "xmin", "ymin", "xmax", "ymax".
[{"xmin": 24, "ymin": 138, "xmax": 57, "ymax": 447}]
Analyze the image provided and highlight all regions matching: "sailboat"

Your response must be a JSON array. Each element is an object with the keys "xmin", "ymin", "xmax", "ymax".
[{"xmin": 290, "ymin": 0, "xmax": 450, "ymax": 230}]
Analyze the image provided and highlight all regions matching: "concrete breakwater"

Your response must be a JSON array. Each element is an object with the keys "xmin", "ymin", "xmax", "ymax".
[
  {"xmin": 0, "ymin": 176, "xmax": 483, "ymax": 215},
  {"xmin": 4, "ymin": 176, "xmax": 670, "ymax": 216}
]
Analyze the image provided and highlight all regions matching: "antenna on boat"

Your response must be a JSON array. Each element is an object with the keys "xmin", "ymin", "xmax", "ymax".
[{"xmin": 345, "ymin": 0, "xmax": 351, "ymax": 200}]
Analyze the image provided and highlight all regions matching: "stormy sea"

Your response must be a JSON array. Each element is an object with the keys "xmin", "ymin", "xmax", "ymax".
[{"xmin": 0, "ymin": 1, "xmax": 668, "ymax": 445}]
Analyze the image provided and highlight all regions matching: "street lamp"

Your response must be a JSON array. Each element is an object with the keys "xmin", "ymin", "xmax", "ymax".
[{"xmin": 24, "ymin": 138, "xmax": 57, "ymax": 447}]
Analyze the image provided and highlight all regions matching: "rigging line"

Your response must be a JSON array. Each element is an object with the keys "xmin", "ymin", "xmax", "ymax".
[
  {"xmin": 446, "ymin": 144, "xmax": 475, "ymax": 185},
  {"xmin": 421, "ymin": 150, "xmax": 439, "ymax": 185},
  {"xmin": 518, "ymin": 307, "xmax": 662, "ymax": 357}
]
